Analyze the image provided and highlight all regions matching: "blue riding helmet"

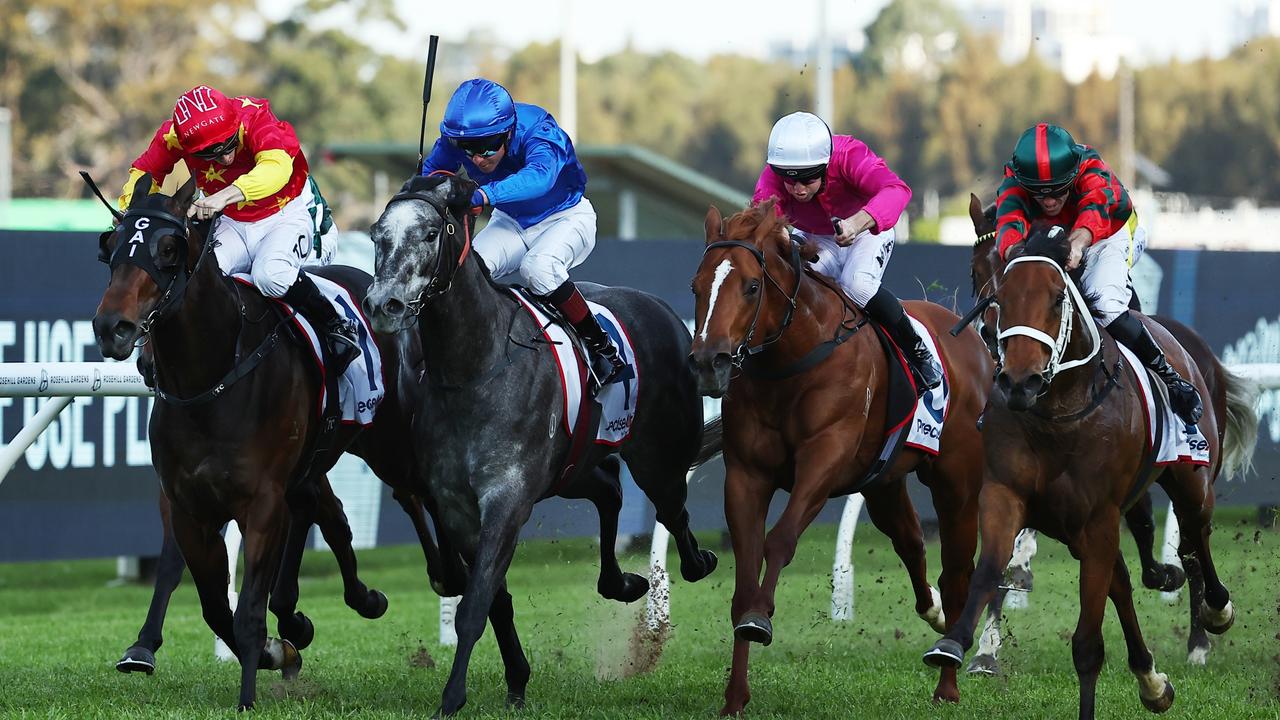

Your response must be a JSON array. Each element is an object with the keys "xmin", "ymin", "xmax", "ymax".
[{"xmin": 440, "ymin": 79, "xmax": 517, "ymax": 139}]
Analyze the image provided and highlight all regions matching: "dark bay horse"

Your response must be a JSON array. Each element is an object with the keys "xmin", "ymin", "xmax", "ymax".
[
  {"xmin": 688, "ymin": 202, "xmax": 993, "ymax": 714},
  {"xmin": 92, "ymin": 175, "xmax": 444, "ymax": 709},
  {"xmin": 363, "ymin": 173, "xmax": 719, "ymax": 716},
  {"xmin": 964, "ymin": 194, "xmax": 1257, "ymax": 670},
  {"xmin": 924, "ymin": 225, "xmax": 1241, "ymax": 720}
]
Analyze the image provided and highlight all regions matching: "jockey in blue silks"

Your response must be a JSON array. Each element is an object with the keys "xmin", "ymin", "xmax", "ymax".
[{"xmin": 421, "ymin": 78, "xmax": 624, "ymax": 384}]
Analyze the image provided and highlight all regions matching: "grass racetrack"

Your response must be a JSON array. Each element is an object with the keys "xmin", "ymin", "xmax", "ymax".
[{"xmin": 0, "ymin": 507, "xmax": 1275, "ymax": 719}]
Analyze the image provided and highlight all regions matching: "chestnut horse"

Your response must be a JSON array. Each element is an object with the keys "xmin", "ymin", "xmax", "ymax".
[
  {"xmin": 688, "ymin": 201, "xmax": 992, "ymax": 714},
  {"xmin": 963, "ymin": 195, "xmax": 1257, "ymax": 670},
  {"xmin": 924, "ymin": 225, "xmax": 1239, "ymax": 720}
]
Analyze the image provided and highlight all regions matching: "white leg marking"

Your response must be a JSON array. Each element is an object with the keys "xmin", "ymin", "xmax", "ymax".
[
  {"xmin": 699, "ymin": 259, "xmax": 734, "ymax": 342},
  {"xmin": 1135, "ymin": 664, "xmax": 1170, "ymax": 702},
  {"xmin": 918, "ymin": 586, "xmax": 946, "ymax": 633}
]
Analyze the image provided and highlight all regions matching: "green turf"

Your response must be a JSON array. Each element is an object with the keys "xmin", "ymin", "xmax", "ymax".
[{"xmin": 0, "ymin": 507, "xmax": 1275, "ymax": 719}]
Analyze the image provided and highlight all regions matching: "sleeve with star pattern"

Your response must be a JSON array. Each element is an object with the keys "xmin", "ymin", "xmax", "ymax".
[
  {"xmin": 230, "ymin": 100, "xmax": 300, "ymax": 202},
  {"xmin": 119, "ymin": 121, "xmax": 182, "ymax": 209}
]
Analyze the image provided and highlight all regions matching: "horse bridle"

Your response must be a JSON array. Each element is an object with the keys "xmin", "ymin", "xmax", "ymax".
[
  {"xmin": 384, "ymin": 173, "xmax": 475, "ymax": 315},
  {"xmin": 701, "ymin": 239, "xmax": 802, "ymax": 366},
  {"xmin": 996, "ymin": 255, "xmax": 1101, "ymax": 386},
  {"xmin": 104, "ymin": 207, "xmax": 218, "ymax": 339}
]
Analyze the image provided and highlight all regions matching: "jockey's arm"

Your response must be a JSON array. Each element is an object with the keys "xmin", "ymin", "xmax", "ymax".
[
  {"xmin": 420, "ymin": 137, "xmax": 463, "ymax": 176},
  {"xmin": 118, "ymin": 123, "xmax": 182, "ymax": 209},
  {"xmin": 480, "ymin": 140, "xmax": 563, "ymax": 205},
  {"xmin": 189, "ymin": 149, "xmax": 291, "ymax": 220},
  {"xmin": 994, "ymin": 174, "xmax": 1032, "ymax": 260}
]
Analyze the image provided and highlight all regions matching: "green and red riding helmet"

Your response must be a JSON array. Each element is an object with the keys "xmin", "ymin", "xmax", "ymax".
[{"xmin": 1010, "ymin": 122, "xmax": 1083, "ymax": 197}]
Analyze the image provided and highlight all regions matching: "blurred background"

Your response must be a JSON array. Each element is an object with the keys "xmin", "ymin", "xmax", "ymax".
[{"xmin": 1, "ymin": 0, "xmax": 1277, "ymax": 565}]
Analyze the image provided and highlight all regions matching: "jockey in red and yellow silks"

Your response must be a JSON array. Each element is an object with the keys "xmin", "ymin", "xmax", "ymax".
[
  {"xmin": 993, "ymin": 122, "xmax": 1202, "ymax": 425},
  {"xmin": 119, "ymin": 85, "xmax": 358, "ymax": 374}
]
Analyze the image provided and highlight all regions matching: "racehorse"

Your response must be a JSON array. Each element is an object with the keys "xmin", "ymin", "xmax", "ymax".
[
  {"xmin": 362, "ymin": 173, "xmax": 720, "ymax": 716},
  {"xmin": 688, "ymin": 201, "xmax": 993, "ymax": 714},
  {"xmin": 963, "ymin": 195, "xmax": 1257, "ymax": 670},
  {"xmin": 93, "ymin": 174, "xmax": 449, "ymax": 709},
  {"xmin": 924, "ymin": 224, "xmax": 1241, "ymax": 720}
]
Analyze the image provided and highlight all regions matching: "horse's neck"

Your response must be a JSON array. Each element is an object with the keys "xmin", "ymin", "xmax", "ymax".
[
  {"xmin": 1039, "ymin": 306, "xmax": 1107, "ymax": 414},
  {"xmin": 754, "ymin": 257, "xmax": 851, "ymax": 367},
  {"xmin": 418, "ymin": 252, "xmax": 513, "ymax": 383},
  {"xmin": 150, "ymin": 259, "xmax": 246, "ymax": 397}
]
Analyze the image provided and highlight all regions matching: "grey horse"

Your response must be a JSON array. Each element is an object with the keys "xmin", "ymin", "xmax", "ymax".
[{"xmin": 363, "ymin": 173, "xmax": 721, "ymax": 716}]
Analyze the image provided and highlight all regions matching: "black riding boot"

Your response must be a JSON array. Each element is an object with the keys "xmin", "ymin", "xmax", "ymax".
[
  {"xmin": 864, "ymin": 286, "xmax": 942, "ymax": 395},
  {"xmin": 1107, "ymin": 311, "xmax": 1203, "ymax": 425},
  {"xmin": 546, "ymin": 280, "xmax": 625, "ymax": 385},
  {"xmin": 282, "ymin": 273, "xmax": 360, "ymax": 376}
]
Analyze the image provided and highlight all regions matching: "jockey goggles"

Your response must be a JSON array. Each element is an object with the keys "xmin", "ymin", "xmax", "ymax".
[
  {"xmin": 1023, "ymin": 180, "xmax": 1073, "ymax": 199},
  {"xmin": 192, "ymin": 133, "xmax": 239, "ymax": 160},
  {"xmin": 450, "ymin": 133, "xmax": 507, "ymax": 158},
  {"xmin": 770, "ymin": 163, "xmax": 826, "ymax": 184}
]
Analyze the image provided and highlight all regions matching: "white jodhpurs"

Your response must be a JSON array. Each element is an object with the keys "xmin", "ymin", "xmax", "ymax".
[
  {"xmin": 1081, "ymin": 214, "xmax": 1148, "ymax": 325},
  {"xmin": 472, "ymin": 198, "xmax": 597, "ymax": 296},
  {"xmin": 213, "ymin": 193, "xmax": 322, "ymax": 298},
  {"xmin": 799, "ymin": 225, "xmax": 896, "ymax": 307}
]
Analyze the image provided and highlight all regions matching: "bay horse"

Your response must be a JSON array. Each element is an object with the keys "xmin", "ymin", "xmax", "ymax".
[
  {"xmin": 688, "ymin": 201, "xmax": 993, "ymax": 715},
  {"xmin": 963, "ymin": 194, "xmax": 1257, "ymax": 671},
  {"xmin": 924, "ymin": 225, "xmax": 1240, "ymax": 720},
  {"xmin": 92, "ymin": 174, "xmax": 447, "ymax": 709},
  {"xmin": 362, "ymin": 173, "xmax": 720, "ymax": 716}
]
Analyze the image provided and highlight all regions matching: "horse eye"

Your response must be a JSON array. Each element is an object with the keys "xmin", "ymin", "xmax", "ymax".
[{"xmin": 426, "ymin": 229, "xmax": 439, "ymax": 242}]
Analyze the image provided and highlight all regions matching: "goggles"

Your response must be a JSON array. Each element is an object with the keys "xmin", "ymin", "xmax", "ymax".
[
  {"xmin": 192, "ymin": 133, "xmax": 239, "ymax": 160},
  {"xmin": 450, "ymin": 133, "xmax": 507, "ymax": 158},
  {"xmin": 769, "ymin": 163, "xmax": 826, "ymax": 184}
]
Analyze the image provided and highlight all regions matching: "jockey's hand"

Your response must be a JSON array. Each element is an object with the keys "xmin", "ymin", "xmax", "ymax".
[
  {"xmin": 470, "ymin": 188, "xmax": 489, "ymax": 209},
  {"xmin": 188, "ymin": 185, "xmax": 245, "ymax": 220},
  {"xmin": 834, "ymin": 210, "xmax": 876, "ymax": 247},
  {"xmin": 1063, "ymin": 227, "xmax": 1093, "ymax": 271}
]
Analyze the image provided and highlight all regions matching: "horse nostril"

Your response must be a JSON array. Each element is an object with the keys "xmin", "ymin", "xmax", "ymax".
[
  {"xmin": 112, "ymin": 321, "xmax": 137, "ymax": 345},
  {"xmin": 995, "ymin": 371, "xmax": 1012, "ymax": 394},
  {"xmin": 382, "ymin": 298, "xmax": 406, "ymax": 317},
  {"xmin": 711, "ymin": 353, "xmax": 732, "ymax": 372},
  {"xmin": 1025, "ymin": 373, "xmax": 1046, "ymax": 396}
]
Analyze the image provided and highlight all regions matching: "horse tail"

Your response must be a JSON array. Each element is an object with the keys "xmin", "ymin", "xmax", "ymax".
[
  {"xmin": 691, "ymin": 416, "xmax": 723, "ymax": 469},
  {"xmin": 1220, "ymin": 365, "xmax": 1259, "ymax": 481}
]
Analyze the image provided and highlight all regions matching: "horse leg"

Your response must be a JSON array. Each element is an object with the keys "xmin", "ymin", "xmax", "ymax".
[
  {"xmin": 560, "ymin": 460, "xmax": 649, "ymax": 603},
  {"xmin": 1071, "ymin": 519, "xmax": 1120, "ymax": 720},
  {"xmin": 863, "ymin": 475, "xmax": 941, "ymax": 630},
  {"xmin": 438, "ymin": 489, "xmax": 534, "ymax": 718},
  {"xmin": 925, "ymin": 482, "xmax": 1025, "ymax": 668},
  {"xmin": 392, "ymin": 489, "xmax": 459, "ymax": 596},
  {"xmin": 966, "ymin": 587, "xmax": 1009, "ymax": 675},
  {"xmin": 310, "ymin": 475, "xmax": 389, "ymax": 619},
  {"xmin": 268, "ymin": 482, "xmax": 318, "ymax": 651},
  {"xmin": 1163, "ymin": 464, "xmax": 1234, "ymax": 633},
  {"xmin": 721, "ymin": 465, "xmax": 772, "ymax": 717},
  {"xmin": 1108, "ymin": 555, "xmax": 1176, "ymax": 713},
  {"xmin": 118, "ymin": 495, "xmax": 186, "ymax": 674},
  {"xmin": 1127, "ymin": 489, "xmax": 1185, "ymax": 592},
  {"xmin": 234, "ymin": 496, "xmax": 298, "ymax": 711},
  {"xmin": 488, "ymin": 583, "xmax": 532, "ymax": 708},
  {"xmin": 1182, "ymin": 553, "xmax": 1211, "ymax": 664},
  {"xmin": 167, "ymin": 508, "xmax": 239, "ymax": 658},
  {"xmin": 917, "ymin": 464, "xmax": 979, "ymax": 703},
  {"xmin": 622, "ymin": 447, "xmax": 718, "ymax": 583}
]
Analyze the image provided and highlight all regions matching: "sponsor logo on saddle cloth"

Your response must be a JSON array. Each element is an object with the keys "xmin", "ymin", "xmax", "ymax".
[
  {"xmin": 1115, "ymin": 342, "xmax": 1211, "ymax": 466},
  {"xmin": 234, "ymin": 272, "xmax": 385, "ymax": 425},
  {"xmin": 510, "ymin": 290, "xmax": 640, "ymax": 446},
  {"xmin": 903, "ymin": 314, "xmax": 950, "ymax": 455}
]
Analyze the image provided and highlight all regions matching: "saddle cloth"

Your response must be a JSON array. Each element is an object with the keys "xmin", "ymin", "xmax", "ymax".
[
  {"xmin": 233, "ymin": 272, "xmax": 385, "ymax": 426},
  {"xmin": 902, "ymin": 314, "xmax": 950, "ymax": 455},
  {"xmin": 1115, "ymin": 342, "xmax": 1211, "ymax": 466},
  {"xmin": 510, "ymin": 288, "xmax": 640, "ymax": 446}
]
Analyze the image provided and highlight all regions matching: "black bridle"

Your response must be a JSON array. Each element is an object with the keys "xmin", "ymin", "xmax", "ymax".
[
  {"xmin": 384, "ymin": 173, "xmax": 475, "ymax": 315},
  {"xmin": 702, "ymin": 239, "xmax": 802, "ymax": 367}
]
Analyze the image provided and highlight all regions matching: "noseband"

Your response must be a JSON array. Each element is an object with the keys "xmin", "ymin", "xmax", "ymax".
[
  {"xmin": 701, "ymin": 239, "xmax": 802, "ymax": 367},
  {"xmin": 996, "ymin": 255, "xmax": 1101, "ymax": 386}
]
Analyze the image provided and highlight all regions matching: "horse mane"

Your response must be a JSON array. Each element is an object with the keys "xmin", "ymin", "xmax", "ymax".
[
  {"xmin": 401, "ymin": 173, "xmax": 451, "ymax": 195},
  {"xmin": 723, "ymin": 201, "xmax": 789, "ymax": 246}
]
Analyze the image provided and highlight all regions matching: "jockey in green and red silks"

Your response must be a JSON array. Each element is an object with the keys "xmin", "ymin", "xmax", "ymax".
[{"xmin": 994, "ymin": 122, "xmax": 1202, "ymax": 425}]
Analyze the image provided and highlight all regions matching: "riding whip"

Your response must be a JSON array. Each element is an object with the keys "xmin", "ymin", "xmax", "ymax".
[{"xmin": 416, "ymin": 34, "xmax": 440, "ymax": 174}]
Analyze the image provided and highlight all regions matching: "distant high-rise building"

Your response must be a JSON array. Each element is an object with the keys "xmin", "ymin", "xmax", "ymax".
[
  {"xmin": 968, "ymin": 0, "xmax": 1130, "ymax": 83},
  {"xmin": 1232, "ymin": 0, "xmax": 1280, "ymax": 45}
]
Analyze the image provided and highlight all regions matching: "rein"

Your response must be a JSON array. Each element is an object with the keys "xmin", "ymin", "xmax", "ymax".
[{"xmin": 385, "ymin": 171, "xmax": 475, "ymax": 315}]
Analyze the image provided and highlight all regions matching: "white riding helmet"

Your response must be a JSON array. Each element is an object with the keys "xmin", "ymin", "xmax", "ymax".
[{"xmin": 766, "ymin": 112, "xmax": 833, "ymax": 179}]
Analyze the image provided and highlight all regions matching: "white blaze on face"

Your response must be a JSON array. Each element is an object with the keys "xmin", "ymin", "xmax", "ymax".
[{"xmin": 699, "ymin": 259, "xmax": 734, "ymax": 343}]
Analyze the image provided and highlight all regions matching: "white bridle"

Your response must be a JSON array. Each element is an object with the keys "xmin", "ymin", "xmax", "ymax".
[{"xmin": 996, "ymin": 255, "xmax": 1100, "ymax": 380}]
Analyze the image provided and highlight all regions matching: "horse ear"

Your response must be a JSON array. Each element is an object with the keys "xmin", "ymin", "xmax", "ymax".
[
  {"xmin": 173, "ymin": 175, "xmax": 198, "ymax": 212},
  {"xmin": 703, "ymin": 205, "xmax": 723, "ymax": 244},
  {"xmin": 445, "ymin": 177, "xmax": 478, "ymax": 214},
  {"xmin": 968, "ymin": 193, "xmax": 985, "ymax": 232},
  {"xmin": 130, "ymin": 173, "xmax": 154, "ymax": 209}
]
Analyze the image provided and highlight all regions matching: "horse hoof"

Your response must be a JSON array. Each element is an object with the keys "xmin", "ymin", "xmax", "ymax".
[
  {"xmin": 359, "ymin": 589, "xmax": 389, "ymax": 620},
  {"xmin": 281, "ymin": 612, "xmax": 315, "ymax": 651},
  {"xmin": 681, "ymin": 549, "xmax": 718, "ymax": 583},
  {"xmin": 1144, "ymin": 564, "xmax": 1186, "ymax": 593},
  {"xmin": 505, "ymin": 691, "xmax": 526, "ymax": 709},
  {"xmin": 116, "ymin": 646, "xmax": 157, "ymax": 675},
  {"xmin": 918, "ymin": 586, "xmax": 947, "ymax": 634},
  {"xmin": 1140, "ymin": 678, "xmax": 1175, "ymax": 713},
  {"xmin": 599, "ymin": 572, "xmax": 650, "ymax": 603},
  {"xmin": 923, "ymin": 638, "xmax": 965, "ymax": 668},
  {"xmin": 966, "ymin": 653, "xmax": 1000, "ymax": 676},
  {"xmin": 734, "ymin": 612, "xmax": 773, "ymax": 646},
  {"xmin": 1186, "ymin": 645, "xmax": 1209, "ymax": 666},
  {"xmin": 932, "ymin": 685, "xmax": 960, "ymax": 704},
  {"xmin": 1200, "ymin": 600, "xmax": 1234, "ymax": 634},
  {"xmin": 280, "ymin": 639, "xmax": 302, "ymax": 681}
]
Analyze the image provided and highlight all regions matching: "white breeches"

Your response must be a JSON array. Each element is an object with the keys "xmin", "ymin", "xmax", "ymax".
[
  {"xmin": 473, "ymin": 198, "xmax": 597, "ymax": 296},
  {"xmin": 213, "ymin": 193, "xmax": 327, "ymax": 298},
  {"xmin": 799, "ymin": 225, "xmax": 896, "ymax": 307},
  {"xmin": 1081, "ymin": 217, "xmax": 1148, "ymax": 325}
]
